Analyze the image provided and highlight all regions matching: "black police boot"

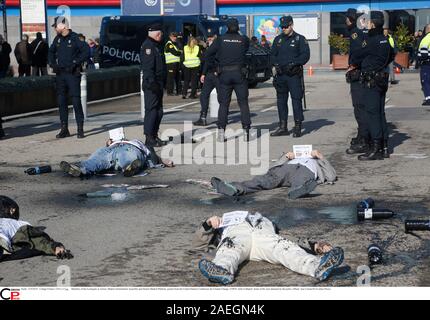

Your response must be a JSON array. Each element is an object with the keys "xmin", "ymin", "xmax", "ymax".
[
  {"xmin": 155, "ymin": 136, "xmax": 169, "ymax": 147},
  {"xmin": 270, "ymin": 121, "xmax": 290, "ymax": 137},
  {"xmin": 77, "ymin": 122, "xmax": 85, "ymax": 139},
  {"xmin": 56, "ymin": 122, "xmax": 70, "ymax": 139},
  {"xmin": 346, "ymin": 137, "xmax": 370, "ymax": 155},
  {"xmin": 350, "ymin": 133, "xmax": 360, "ymax": 146},
  {"xmin": 358, "ymin": 140, "xmax": 384, "ymax": 161},
  {"xmin": 145, "ymin": 135, "xmax": 157, "ymax": 148},
  {"xmin": 0, "ymin": 121, "xmax": 4, "ymax": 139},
  {"xmin": 193, "ymin": 113, "xmax": 207, "ymax": 126},
  {"xmin": 422, "ymin": 100, "xmax": 430, "ymax": 106},
  {"xmin": 293, "ymin": 121, "xmax": 302, "ymax": 138},
  {"xmin": 382, "ymin": 140, "xmax": 390, "ymax": 159}
]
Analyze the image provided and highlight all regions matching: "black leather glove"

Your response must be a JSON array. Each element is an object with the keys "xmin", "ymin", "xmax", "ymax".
[{"xmin": 50, "ymin": 64, "xmax": 60, "ymax": 74}]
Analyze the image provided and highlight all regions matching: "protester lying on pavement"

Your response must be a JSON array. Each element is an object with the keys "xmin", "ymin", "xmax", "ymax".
[
  {"xmin": 60, "ymin": 138, "xmax": 174, "ymax": 178},
  {"xmin": 193, "ymin": 211, "xmax": 344, "ymax": 285},
  {"xmin": 211, "ymin": 150, "xmax": 336, "ymax": 199},
  {"xmin": 0, "ymin": 196, "xmax": 73, "ymax": 262}
]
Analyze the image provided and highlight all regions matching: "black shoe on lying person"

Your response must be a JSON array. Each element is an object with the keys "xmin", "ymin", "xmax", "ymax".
[
  {"xmin": 211, "ymin": 177, "xmax": 239, "ymax": 196},
  {"xmin": 123, "ymin": 159, "xmax": 142, "ymax": 177}
]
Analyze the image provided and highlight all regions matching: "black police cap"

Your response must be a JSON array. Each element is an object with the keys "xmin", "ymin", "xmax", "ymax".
[
  {"xmin": 52, "ymin": 16, "xmax": 68, "ymax": 27},
  {"xmin": 227, "ymin": 18, "xmax": 239, "ymax": 29},
  {"xmin": 345, "ymin": 8, "xmax": 358, "ymax": 21},
  {"xmin": 280, "ymin": 16, "xmax": 294, "ymax": 28},
  {"xmin": 370, "ymin": 11, "xmax": 385, "ymax": 27},
  {"xmin": 148, "ymin": 23, "xmax": 163, "ymax": 32}
]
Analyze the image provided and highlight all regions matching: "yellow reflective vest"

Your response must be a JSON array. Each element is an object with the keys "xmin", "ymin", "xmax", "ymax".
[
  {"xmin": 388, "ymin": 35, "xmax": 395, "ymax": 49},
  {"xmin": 418, "ymin": 33, "xmax": 430, "ymax": 61},
  {"xmin": 183, "ymin": 45, "xmax": 201, "ymax": 68},
  {"xmin": 164, "ymin": 41, "xmax": 181, "ymax": 64}
]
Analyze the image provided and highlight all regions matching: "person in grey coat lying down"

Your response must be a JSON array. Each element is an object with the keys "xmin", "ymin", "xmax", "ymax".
[{"xmin": 211, "ymin": 150, "xmax": 336, "ymax": 199}]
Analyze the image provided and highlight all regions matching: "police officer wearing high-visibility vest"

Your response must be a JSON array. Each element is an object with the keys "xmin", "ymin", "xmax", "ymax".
[
  {"xmin": 354, "ymin": 11, "xmax": 395, "ymax": 161},
  {"xmin": 345, "ymin": 8, "xmax": 369, "ymax": 155},
  {"xmin": 48, "ymin": 16, "xmax": 89, "ymax": 139},
  {"xmin": 384, "ymin": 28, "xmax": 398, "ymax": 85},
  {"xmin": 141, "ymin": 23, "xmax": 168, "ymax": 148},
  {"xmin": 203, "ymin": 18, "xmax": 252, "ymax": 142},
  {"xmin": 194, "ymin": 32, "xmax": 219, "ymax": 126},
  {"xmin": 164, "ymin": 32, "xmax": 182, "ymax": 96},
  {"xmin": 418, "ymin": 24, "xmax": 430, "ymax": 106},
  {"xmin": 270, "ymin": 16, "xmax": 310, "ymax": 138},
  {"xmin": 182, "ymin": 37, "xmax": 202, "ymax": 99}
]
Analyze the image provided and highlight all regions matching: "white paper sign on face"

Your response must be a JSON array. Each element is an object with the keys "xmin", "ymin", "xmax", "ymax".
[
  {"xmin": 109, "ymin": 128, "xmax": 125, "ymax": 142},
  {"xmin": 219, "ymin": 211, "xmax": 249, "ymax": 228},
  {"xmin": 293, "ymin": 145, "xmax": 313, "ymax": 159}
]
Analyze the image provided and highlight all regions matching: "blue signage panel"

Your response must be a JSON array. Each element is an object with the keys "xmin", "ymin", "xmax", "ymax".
[
  {"xmin": 122, "ymin": 0, "xmax": 161, "ymax": 15},
  {"xmin": 122, "ymin": 0, "xmax": 216, "ymax": 15}
]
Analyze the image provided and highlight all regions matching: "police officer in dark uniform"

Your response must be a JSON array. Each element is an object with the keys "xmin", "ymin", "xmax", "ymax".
[
  {"xmin": 141, "ymin": 23, "xmax": 168, "ymax": 148},
  {"xmin": 48, "ymin": 16, "xmax": 89, "ymax": 139},
  {"xmin": 203, "ymin": 18, "xmax": 252, "ymax": 142},
  {"xmin": 270, "ymin": 16, "xmax": 310, "ymax": 138},
  {"xmin": 345, "ymin": 8, "xmax": 370, "ymax": 155},
  {"xmin": 194, "ymin": 32, "xmax": 219, "ymax": 126},
  {"xmin": 354, "ymin": 11, "xmax": 394, "ymax": 161}
]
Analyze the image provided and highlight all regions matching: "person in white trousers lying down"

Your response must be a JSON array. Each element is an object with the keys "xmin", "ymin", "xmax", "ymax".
[{"xmin": 192, "ymin": 211, "xmax": 344, "ymax": 285}]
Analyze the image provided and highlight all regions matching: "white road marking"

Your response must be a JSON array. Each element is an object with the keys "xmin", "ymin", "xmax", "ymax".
[
  {"xmin": 385, "ymin": 105, "xmax": 395, "ymax": 109},
  {"xmin": 261, "ymin": 106, "xmax": 277, "ymax": 113}
]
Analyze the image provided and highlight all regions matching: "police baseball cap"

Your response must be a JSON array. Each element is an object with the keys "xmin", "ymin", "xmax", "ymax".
[
  {"xmin": 280, "ymin": 16, "xmax": 294, "ymax": 28},
  {"xmin": 52, "ymin": 16, "xmax": 68, "ymax": 27},
  {"xmin": 169, "ymin": 32, "xmax": 178, "ymax": 37},
  {"xmin": 345, "ymin": 8, "xmax": 359, "ymax": 21},
  {"xmin": 148, "ymin": 23, "xmax": 163, "ymax": 32},
  {"xmin": 207, "ymin": 30, "xmax": 216, "ymax": 38},
  {"xmin": 370, "ymin": 11, "xmax": 385, "ymax": 28},
  {"xmin": 227, "ymin": 18, "xmax": 239, "ymax": 29}
]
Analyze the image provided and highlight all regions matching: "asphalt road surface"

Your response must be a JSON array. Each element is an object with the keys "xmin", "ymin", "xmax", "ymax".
[{"xmin": 1, "ymin": 72, "xmax": 430, "ymax": 287}]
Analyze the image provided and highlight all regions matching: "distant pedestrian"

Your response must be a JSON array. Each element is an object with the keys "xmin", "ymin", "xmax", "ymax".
[
  {"xmin": 87, "ymin": 38, "xmax": 100, "ymax": 70},
  {"xmin": 261, "ymin": 35, "xmax": 271, "ymax": 50},
  {"xmin": 14, "ymin": 34, "xmax": 32, "ymax": 77},
  {"xmin": 0, "ymin": 34, "xmax": 12, "ymax": 79},
  {"xmin": 30, "ymin": 32, "xmax": 49, "ymax": 76}
]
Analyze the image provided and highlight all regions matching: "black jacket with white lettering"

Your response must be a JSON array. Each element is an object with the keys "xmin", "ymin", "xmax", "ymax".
[{"xmin": 204, "ymin": 31, "xmax": 250, "ymax": 68}]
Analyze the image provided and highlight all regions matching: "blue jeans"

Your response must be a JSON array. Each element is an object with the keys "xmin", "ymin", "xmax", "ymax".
[
  {"xmin": 421, "ymin": 64, "xmax": 430, "ymax": 100},
  {"xmin": 79, "ymin": 144, "xmax": 146, "ymax": 175}
]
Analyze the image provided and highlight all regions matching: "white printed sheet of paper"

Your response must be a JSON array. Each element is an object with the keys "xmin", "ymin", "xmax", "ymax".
[
  {"xmin": 109, "ymin": 128, "xmax": 125, "ymax": 142},
  {"xmin": 219, "ymin": 211, "xmax": 249, "ymax": 228},
  {"xmin": 293, "ymin": 145, "xmax": 313, "ymax": 159}
]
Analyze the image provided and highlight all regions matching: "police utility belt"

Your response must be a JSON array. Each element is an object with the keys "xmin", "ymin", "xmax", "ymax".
[
  {"xmin": 217, "ymin": 65, "xmax": 248, "ymax": 77},
  {"xmin": 360, "ymin": 71, "xmax": 389, "ymax": 90},
  {"xmin": 346, "ymin": 68, "xmax": 361, "ymax": 83},
  {"xmin": 275, "ymin": 64, "xmax": 303, "ymax": 77}
]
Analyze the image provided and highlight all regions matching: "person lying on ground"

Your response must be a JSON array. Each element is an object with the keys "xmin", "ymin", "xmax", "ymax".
[
  {"xmin": 60, "ymin": 138, "xmax": 174, "ymax": 178},
  {"xmin": 193, "ymin": 212, "xmax": 344, "ymax": 285},
  {"xmin": 0, "ymin": 196, "xmax": 73, "ymax": 262},
  {"xmin": 211, "ymin": 150, "xmax": 336, "ymax": 199}
]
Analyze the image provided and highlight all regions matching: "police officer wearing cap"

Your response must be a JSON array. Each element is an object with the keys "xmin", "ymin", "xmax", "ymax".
[
  {"xmin": 345, "ymin": 8, "xmax": 370, "ymax": 155},
  {"xmin": 271, "ymin": 16, "xmax": 310, "ymax": 138},
  {"xmin": 204, "ymin": 18, "xmax": 252, "ymax": 142},
  {"xmin": 353, "ymin": 11, "xmax": 394, "ymax": 161},
  {"xmin": 141, "ymin": 23, "xmax": 167, "ymax": 148},
  {"xmin": 48, "ymin": 16, "xmax": 89, "ymax": 139},
  {"xmin": 194, "ymin": 32, "xmax": 219, "ymax": 126},
  {"xmin": 164, "ymin": 32, "xmax": 182, "ymax": 96}
]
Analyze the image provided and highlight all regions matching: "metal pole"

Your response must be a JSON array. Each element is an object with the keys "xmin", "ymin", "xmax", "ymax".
[
  {"xmin": 2, "ymin": 0, "xmax": 7, "ymax": 41},
  {"xmin": 140, "ymin": 70, "xmax": 145, "ymax": 119},
  {"xmin": 81, "ymin": 72, "xmax": 88, "ymax": 120}
]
